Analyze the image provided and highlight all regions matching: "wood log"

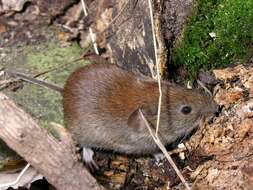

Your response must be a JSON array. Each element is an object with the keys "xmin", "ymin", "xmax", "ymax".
[
  {"xmin": 90, "ymin": 0, "xmax": 194, "ymax": 77},
  {"xmin": 91, "ymin": 0, "xmax": 167, "ymax": 77},
  {"xmin": 0, "ymin": 93, "xmax": 104, "ymax": 190}
]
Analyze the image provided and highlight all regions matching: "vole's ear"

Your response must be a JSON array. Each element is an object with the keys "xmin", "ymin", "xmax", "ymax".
[{"xmin": 127, "ymin": 106, "xmax": 156, "ymax": 131}]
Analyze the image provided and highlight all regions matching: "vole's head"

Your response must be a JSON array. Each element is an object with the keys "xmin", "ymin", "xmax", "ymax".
[{"xmin": 165, "ymin": 86, "xmax": 218, "ymax": 134}]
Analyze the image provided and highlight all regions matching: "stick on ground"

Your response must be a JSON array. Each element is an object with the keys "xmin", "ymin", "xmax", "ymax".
[{"xmin": 0, "ymin": 93, "xmax": 104, "ymax": 190}]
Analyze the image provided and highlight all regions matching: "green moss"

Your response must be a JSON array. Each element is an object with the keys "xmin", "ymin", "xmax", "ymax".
[
  {"xmin": 3, "ymin": 42, "xmax": 90, "ymax": 128},
  {"xmin": 26, "ymin": 42, "xmax": 89, "ymax": 85},
  {"xmin": 171, "ymin": 0, "xmax": 253, "ymax": 80}
]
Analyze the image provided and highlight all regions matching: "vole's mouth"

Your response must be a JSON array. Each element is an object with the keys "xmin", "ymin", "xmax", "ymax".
[
  {"xmin": 207, "ymin": 116, "xmax": 215, "ymax": 124},
  {"xmin": 206, "ymin": 111, "xmax": 219, "ymax": 124},
  {"xmin": 205, "ymin": 104, "xmax": 221, "ymax": 124},
  {"xmin": 165, "ymin": 118, "xmax": 203, "ymax": 150},
  {"xmin": 165, "ymin": 127, "xmax": 199, "ymax": 150}
]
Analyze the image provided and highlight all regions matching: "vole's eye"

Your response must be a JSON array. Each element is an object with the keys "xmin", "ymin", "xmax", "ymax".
[{"xmin": 181, "ymin": 106, "xmax": 192, "ymax": 115}]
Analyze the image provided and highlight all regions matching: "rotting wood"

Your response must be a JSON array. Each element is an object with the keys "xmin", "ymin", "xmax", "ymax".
[
  {"xmin": 91, "ymin": 0, "xmax": 168, "ymax": 77},
  {"xmin": 0, "ymin": 93, "xmax": 105, "ymax": 190},
  {"xmin": 89, "ymin": 0, "xmax": 194, "ymax": 77}
]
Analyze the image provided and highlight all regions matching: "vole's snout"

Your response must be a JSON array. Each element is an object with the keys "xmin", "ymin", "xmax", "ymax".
[
  {"xmin": 207, "ymin": 104, "xmax": 220, "ymax": 124},
  {"xmin": 214, "ymin": 105, "xmax": 222, "ymax": 117},
  {"xmin": 208, "ymin": 116, "xmax": 215, "ymax": 124}
]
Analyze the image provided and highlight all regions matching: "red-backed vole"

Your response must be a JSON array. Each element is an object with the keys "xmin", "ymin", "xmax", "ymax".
[
  {"xmin": 6, "ymin": 59, "xmax": 218, "ymax": 168},
  {"xmin": 63, "ymin": 62, "xmax": 218, "ymax": 167}
]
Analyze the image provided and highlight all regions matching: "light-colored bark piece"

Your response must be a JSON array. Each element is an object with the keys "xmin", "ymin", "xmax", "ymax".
[{"xmin": 0, "ymin": 93, "xmax": 104, "ymax": 190}]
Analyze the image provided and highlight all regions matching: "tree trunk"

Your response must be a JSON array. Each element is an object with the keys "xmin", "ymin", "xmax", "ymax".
[{"xmin": 90, "ymin": 0, "xmax": 194, "ymax": 77}]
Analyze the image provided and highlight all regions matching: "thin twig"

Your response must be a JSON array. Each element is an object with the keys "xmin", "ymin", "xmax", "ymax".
[
  {"xmin": 5, "ymin": 70, "xmax": 63, "ymax": 93},
  {"xmin": 139, "ymin": 109, "xmax": 191, "ymax": 190},
  {"xmin": 148, "ymin": 0, "xmax": 162, "ymax": 137},
  {"xmin": 33, "ymin": 47, "xmax": 96, "ymax": 78},
  {"xmin": 33, "ymin": 56, "xmax": 85, "ymax": 78},
  {"xmin": 0, "ymin": 163, "xmax": 30, "ymax": 188},
  {"xmin": 81, "ymin": 0, "xmax": 99, "ymax": 55},
  {"xmin": 148, "ymin": 0, "xmax": 158, "ymax": 67},
  {"xmin": 144, "ymin": 3, "xmax": 189, "ymax": 187},
  {"xmin": 3, "ymin": 53, "xmax": 86, "ymax": 91}
]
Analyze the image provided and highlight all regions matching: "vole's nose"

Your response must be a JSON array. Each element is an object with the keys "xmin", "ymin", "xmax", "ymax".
[
  {"xmin": 207, "ymin": 103, "xmax": 222, "ymax": 124},
  {"xmin": 214, "ymin": 105, "xmax": 222, "ymax": 117},
  {"xmin": 208, "ymin": 116, "xmax": 214, "ymax": 124},
  {"xmin": 208, "ymin": 104, "xmax": 221, "ymax": 124}
]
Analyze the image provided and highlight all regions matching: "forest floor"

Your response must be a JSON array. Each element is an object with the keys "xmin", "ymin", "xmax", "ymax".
[{"xmin": 0, "ymin": 0, "xmax": 252, "ymax": 190}]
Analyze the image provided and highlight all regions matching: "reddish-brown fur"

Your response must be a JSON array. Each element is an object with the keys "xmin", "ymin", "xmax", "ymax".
[{"xmin": 63, "ymin": 63, "xmax": 217, "ymax": 154}]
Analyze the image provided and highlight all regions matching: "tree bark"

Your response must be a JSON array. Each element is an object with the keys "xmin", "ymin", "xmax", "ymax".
[
  {"xmin": 0, "ymin": 93, "xmax": 105, "ymax": 190},
  {"xmin": 91, "ymin": 0, "xmax": 167, "ymax": 77},
  {"xmin": 90, "ymin": 0, "xmax": 194, "ymax": 77}
]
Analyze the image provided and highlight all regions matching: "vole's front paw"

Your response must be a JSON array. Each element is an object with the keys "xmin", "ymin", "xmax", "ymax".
[
  {"xmin": 153, "ymin": 153, "xmax": 165, "ymax": 164},
  {"xmin": 82, "ymin": 147, "xmax": 99, "ymax": 172}
]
